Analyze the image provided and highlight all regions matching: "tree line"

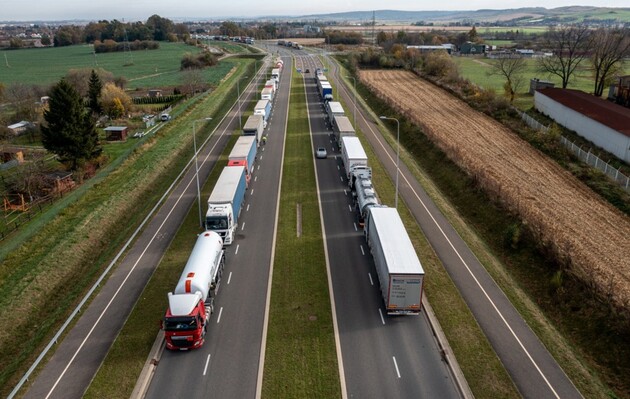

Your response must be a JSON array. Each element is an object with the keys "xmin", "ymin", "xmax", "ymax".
[{"xmin": 363, "ymin": 25, "xmax": 630, "ymax": 98}]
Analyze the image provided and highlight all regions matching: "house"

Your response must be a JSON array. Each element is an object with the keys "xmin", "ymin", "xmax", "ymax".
[
  {"xmin": 104, "ymin": 126, "xmax": 128, "ymax": 141},
  {"xmin": 535, "ymin": 88, "xmax": 630, "ymax": 162},
  {"xmin": 7, "ymin": 121, "xmax": 33, "ymax": 135},
  {"xmin": 459, "ymin": 42, "xmax": 486, "ymax": 55}
]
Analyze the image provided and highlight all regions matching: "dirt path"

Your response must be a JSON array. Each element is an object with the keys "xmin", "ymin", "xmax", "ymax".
[{"xmin": 360, "ymin": 69, "xmax": 630, "ymax": 310}]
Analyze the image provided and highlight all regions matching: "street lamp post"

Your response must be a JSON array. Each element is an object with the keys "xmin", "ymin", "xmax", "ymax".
[
  {"xmin": 237, "ymin": 76, "xmax": 249, "ymax": 130},
  {"xmin": 193, "ymin": 117, "xmax": 212, "ymax": 228},
  {"xmin": 379, "ymin": 116, "xmax": 400, "ymax": 209},
  {"xmin": 346, "ymin": 75, "xmax": 357, "ymax": 125}
]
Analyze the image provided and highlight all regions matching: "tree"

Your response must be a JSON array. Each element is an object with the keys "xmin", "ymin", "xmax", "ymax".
[
  {"xmin": 538, "ymin": 24, "xmax": 592, "ymax": 89},
  {"xmin": 40, "ymin": 34, "xmax": 51, "ymax": 46},
  {"xmin": 65, "ymin": 67, "xmax": 114, "ymax": 97},
  {"xmin": 590, "ymin": 28, "xmax": 630, "ymax": 97},
  {"xmin": 100, "ymin": 83, "xmax": 132, "ymax": 117},
  {"xmin": 489, "ymin": 55, "xmax": 527, "ymax": 103},
  {"xmin": 468, "ymin": 26, "xmax": 478, "ymax": 42},
  {"xmin": 146, "ymin": 15, "xmax": 174, "ymax": 41},
  {"xmin": 41, "ymin": 79, "xmax": 102, "ymax": 170},
  {"xmin": 87, "ymin": 69, "xmax": 103, "ymax": 115}
]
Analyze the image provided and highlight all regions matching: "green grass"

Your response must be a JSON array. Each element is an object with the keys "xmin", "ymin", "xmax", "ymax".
[
  {"xmin": 451, "ymin": 56, "xmax": 630, "ymax": 109},
  {"xmin": 0, "ymin": 42, "xmax": 235, "ymax": 89},
  {"xmin": 0, "ymin": 58, "xmax": 255, "ymax": 398},
  {"xmin": 262, "ymin": 62, "xmax": 341, "ymax": 398}
]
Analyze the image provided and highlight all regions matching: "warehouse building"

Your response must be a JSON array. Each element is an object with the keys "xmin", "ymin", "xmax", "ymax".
[{"xmin": 535, "ymin": 88, "xmax": 630, "ymax": 163}]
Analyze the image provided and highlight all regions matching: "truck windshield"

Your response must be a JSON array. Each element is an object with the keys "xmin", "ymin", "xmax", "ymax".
[
  {"xmin": 206, "ymin": 216, "xmax": 228, "ymax": 230},
  {"xmin": 164, "ymin": 316, "xmax": 197, "ymax": 331}
]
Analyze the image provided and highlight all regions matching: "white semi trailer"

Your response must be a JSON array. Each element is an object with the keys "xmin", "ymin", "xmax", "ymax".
[{"xmin": 365, "ymin": 206, "xmax": 425, "ymax": 315}]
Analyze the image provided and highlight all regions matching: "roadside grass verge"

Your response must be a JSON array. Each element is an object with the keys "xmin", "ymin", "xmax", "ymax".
[
  {"xmin": 333, "ymin": 63, "xmax": 519, "ymax": 398},
  {"xmin": 336, "ymin": 57, "xmax": 617, "ymax": 398},
  {"xmin": 84, "ymin": 131, "xmax": 239, "ymax": 398},
  {"xmin": 262, "ymin": 63, "xmax": 341, "ymax": 398},
  {"xmin": 0, "ymin": 58, "xmax": 255, "ymax": 398}
]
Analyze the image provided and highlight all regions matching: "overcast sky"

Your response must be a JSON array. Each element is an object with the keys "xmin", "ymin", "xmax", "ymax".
[{"xmin": 0, "ymin": 0, "xmax": 627, "ymax": 22}]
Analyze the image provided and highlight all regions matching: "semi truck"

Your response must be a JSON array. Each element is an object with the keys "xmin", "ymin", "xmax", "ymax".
[
  {"xmin": 365, "ymin": 207, "xmax": 425, "ymax": 315},
  {"xmin": 353, "ymin": 171, "xmax": 380, "ymax": 227},
  {"xmin": 320, "ymin": 82, "xmax": 333, "ymax": 101},
  {"xmin": 243, "ymin": 114, "xmax": 265, "ymax": 144},
  {"xmin": 261, "ymin": 87, "xmax": 274, "ymax": 101},
  {"xmin": 340, "ymin": 136, "xmax": 368, "ymax": 179},
  {"xmin": 271, "ymin": 68, "xmax": 280, "ymax": 82},
  {"xmin": 333, "ymin": 116, "xmax": 355, "ymax": 142},
  {"xmin": 163, "ymin": 230, "xmax": 225, "ymax": 350},
  {"xmin": 254, "ymin": 99, "xmax": 272, "ymax": 126},
  {"xmin": 325, "ymin": 101, "xmax": 345, "ymax": 124},
  {"xmin": 206, "ymin": 166, "xmax": 247, "ymax": 245},
  {"xmin": 228, "ymin": 135, "xmax": 257, "ymax": 186}
]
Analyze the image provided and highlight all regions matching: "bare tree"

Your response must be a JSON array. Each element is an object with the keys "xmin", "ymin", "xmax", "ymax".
[
  {"xmin": 538, "ymin": 24, "xmax": 593, "ymax": 89},
  {"xmin": 489, "ymin": 55, "xmax": 527, "ymax": 103},
  {"xmin": 590, "ymin": 28, "xmax": 630, "ymax": 97},
  {"xmin": 181, "ymin": 68, "xmax": 204, "ymax": 96}
]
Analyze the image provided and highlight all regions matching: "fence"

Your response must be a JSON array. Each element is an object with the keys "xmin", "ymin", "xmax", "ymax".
[{"xmin": 516, "ymin": 110, "xmax": 630, "ymax": 192}]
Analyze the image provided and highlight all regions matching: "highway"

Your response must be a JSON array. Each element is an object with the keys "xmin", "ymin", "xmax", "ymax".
[
  {"xmin": 295, "ymin": 52, "xmax": 461, "ymax": 398},
  {"xmin": 322, "ymin": 52, "xmax": 582, "ymax": 398},
  {"xmin": 144, "ymin": 53, "xmax": 292, "ymax": 398},
  {"xmin": 21, "ymin": 57, "xmax": 272, "ymax": 399}
]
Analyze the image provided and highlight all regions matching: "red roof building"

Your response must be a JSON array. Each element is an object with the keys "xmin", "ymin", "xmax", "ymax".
[{"xmin": 535, "ymin": 88, "xmax": 630, "ymax": 162}]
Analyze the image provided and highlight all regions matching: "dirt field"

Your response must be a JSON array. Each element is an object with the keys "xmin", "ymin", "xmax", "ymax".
[{"xmin": 360, "ymin": 70, "xmax": 630, "ymax": 310}]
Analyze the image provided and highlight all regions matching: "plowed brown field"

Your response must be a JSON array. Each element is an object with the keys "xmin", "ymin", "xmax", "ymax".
[{"xmin": 360, "ymin": 70, "xmax": 630, "ymax": 310}]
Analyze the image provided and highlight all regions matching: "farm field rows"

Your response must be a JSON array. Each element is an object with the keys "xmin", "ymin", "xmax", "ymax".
[{"xmin": 359, "ymin": 69, "xmax": 630, "ymax": 312}]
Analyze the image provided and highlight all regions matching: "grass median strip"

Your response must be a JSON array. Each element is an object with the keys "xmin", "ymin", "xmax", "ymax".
[{"xmin": 262, "ymin": 64, "xmax": 341, "ymax": 398}]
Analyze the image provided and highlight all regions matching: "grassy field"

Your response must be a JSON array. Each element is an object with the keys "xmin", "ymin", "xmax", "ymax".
[
  {"xmin": 0, "ymin": 57, "xmax": 255, "ymax": 397},
  {"xmin": 0, "ymin": 42, "xmax": 243, "ymax": 89},
  {"xmin": 451, "ymin": 56, "xmax": 630, "ymax": 109},
  {"xmin": 262, "ymin": 62, "xmax": 341, "ymax": 398}
]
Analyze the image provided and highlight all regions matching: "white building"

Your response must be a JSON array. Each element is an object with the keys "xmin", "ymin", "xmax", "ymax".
[{"xmin": 535, "ymin": 88, "xmax": 630, "ymax": 163}]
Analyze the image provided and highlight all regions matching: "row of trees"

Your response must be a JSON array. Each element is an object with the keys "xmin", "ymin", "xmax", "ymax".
[
  {"xmin": 371, "ymin": 25, "xmax": 630, "ymax": 100},
  {"xmin": 53, "ymin": 15, "xmax": 190, "ymax": 47}
]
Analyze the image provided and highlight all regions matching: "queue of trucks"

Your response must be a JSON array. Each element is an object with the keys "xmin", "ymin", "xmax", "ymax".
[
  {"xmin": 320, "ymin": 68, "xmax": 425, "ymax": 315},
  {"xmin": 164, "ymin": 53, "xmax": 424, "ymax": 354},
  {"xmin": 164, "ymin": 61, "xmax": 284, "ymax": 350}
]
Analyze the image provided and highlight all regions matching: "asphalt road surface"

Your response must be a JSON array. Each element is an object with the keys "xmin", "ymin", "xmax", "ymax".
[
  {"xmin": 323, "ymin": 54, "xmax": 582, "ymax": 399},
  {"xmin": 22, "ymin": 58, "xmax": 273, "ymax": 399},
  {"xmin": 296, "ymin": 52, "xmax": 461, "ymax": 399}
]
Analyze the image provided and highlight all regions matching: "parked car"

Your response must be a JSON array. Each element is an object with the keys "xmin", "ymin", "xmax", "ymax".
[{"xmin": 315, "ymin": 147, "xmax": 327, "ymax": 159}]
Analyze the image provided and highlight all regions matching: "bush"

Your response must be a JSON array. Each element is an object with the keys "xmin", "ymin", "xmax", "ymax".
[{"xmin": 180, "ymin": 51, "xmax": 218, "ymax": 70}]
